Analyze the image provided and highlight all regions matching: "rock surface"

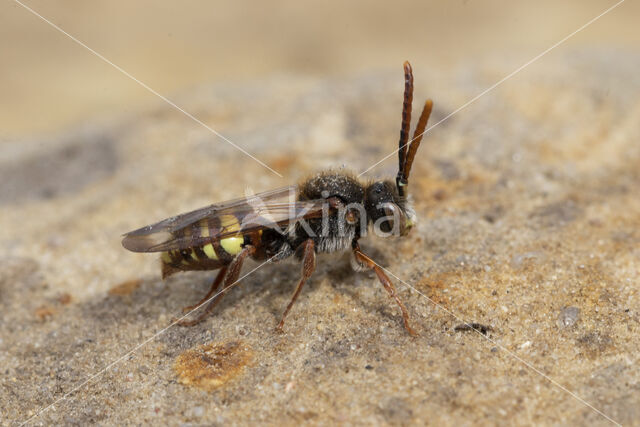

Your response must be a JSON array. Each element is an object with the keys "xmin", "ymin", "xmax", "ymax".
[{"xmin": 1, "ymin": 51, "xmax": 639, "ymax": 425}]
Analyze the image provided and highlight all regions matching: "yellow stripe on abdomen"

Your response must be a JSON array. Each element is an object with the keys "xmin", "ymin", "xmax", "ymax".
[
  {"xmin": 203, "ymin": 243, "xmax": 218, "ymax": 260},
  {"xmin": 219, "ymin": 214, "xmax": 241, "ymax": 233},
  {"xmin": 220, "ymin": 236, "xmax": 243, "ymax": 256}
]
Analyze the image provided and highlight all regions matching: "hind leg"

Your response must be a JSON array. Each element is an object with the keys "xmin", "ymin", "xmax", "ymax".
[
  {"xmin": 181, "ymin": 266, "xmax": 228, "ymax": 313},
  {"xmin": 179, "ymin": 246, "xmax": 255, "ymax": 326}
]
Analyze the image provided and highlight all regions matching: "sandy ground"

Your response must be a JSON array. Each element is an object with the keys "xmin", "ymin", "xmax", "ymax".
[
  {"xmin": 2, "ymin": 2, "xmax": 640, "ymax": 425},
  {"xmin": 1, "ymin": 47, "xmax": 639, "ymax": 425}
]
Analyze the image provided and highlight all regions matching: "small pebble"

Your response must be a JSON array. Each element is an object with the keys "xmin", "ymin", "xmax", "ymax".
[
  {"xmin": 235, "ymin": 324, "xmax": 250, "ymax": 336},
  {"xmin": 558, "ymin": 306, "xmax": 580, "ymax": 327},
  {"xmin": 190, "ymin": 406, "xmax": 204, "ymax": 417}
]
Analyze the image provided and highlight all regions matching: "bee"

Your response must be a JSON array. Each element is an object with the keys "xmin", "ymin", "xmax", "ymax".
[{"xmin": 122, "ymin": 61, "xmax": 433, "ymax": 335}]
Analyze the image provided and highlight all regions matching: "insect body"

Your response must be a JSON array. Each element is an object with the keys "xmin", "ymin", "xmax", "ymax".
[{"xmin": 122, "ymin": 61, "xmax": 433, "ymax": 335}]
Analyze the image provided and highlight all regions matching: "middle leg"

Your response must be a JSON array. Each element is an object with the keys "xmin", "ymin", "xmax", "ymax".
[{"xmin": 276, "ymin": 239, "xmax": 316, "ymax": 332}]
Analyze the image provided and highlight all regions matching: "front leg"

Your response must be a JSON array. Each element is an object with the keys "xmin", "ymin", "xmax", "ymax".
[
  {"xmin": 276, "ymin": 239, "xmax": 316, "ymax": 332},
  {"xmin": 352, "ymin": 241, "xmax": 417, "ymax": 336}
]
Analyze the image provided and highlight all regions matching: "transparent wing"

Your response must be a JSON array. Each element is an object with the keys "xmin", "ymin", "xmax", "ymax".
[{"xmin": 121, "ymin": 185, "xmax": 325, "ymax": 252}]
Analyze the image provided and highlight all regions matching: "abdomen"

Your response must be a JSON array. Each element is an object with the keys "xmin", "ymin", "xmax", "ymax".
[{"xmin": 160, "ymin": 233, "xmax": 257, "ymax": 278}]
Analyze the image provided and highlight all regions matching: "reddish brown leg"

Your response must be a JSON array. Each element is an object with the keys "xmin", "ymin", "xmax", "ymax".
[
  {"xmin": 178, "ymin": 246, "xmax": 255, "ymax": 327},
  {"xmin": 353, "ymin": 244, "xmax": 417, "ymax": 336},
  {"xmin": 181, "ymin": 266, "xmax": 228, "ymax": 313},
  {"xmin": 276, "ymin": 239, "xmax": 316, "ymax": 332}
]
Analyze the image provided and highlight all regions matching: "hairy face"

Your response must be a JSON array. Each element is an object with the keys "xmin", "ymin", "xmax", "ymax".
[{"xmin": 364, "ymin": 180, "xmax": 411, "ymax": 236}]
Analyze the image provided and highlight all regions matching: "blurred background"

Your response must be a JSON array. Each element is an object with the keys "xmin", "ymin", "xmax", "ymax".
[{"xmin": 1, "ymin": 0, "xmax": 638, "ymax": 139}]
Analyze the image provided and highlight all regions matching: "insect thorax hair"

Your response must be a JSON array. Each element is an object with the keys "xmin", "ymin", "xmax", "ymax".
[
  {"xmin": 260, "ymin": 169, "xmax": 417, "ymax": 262},
  {"xmin": 298, "ymin": 170, "xmax": 366, "ymax": 205},
  {"xmin": 293, "ymin": 171, "xmax": 364, "ymax": 252}
]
